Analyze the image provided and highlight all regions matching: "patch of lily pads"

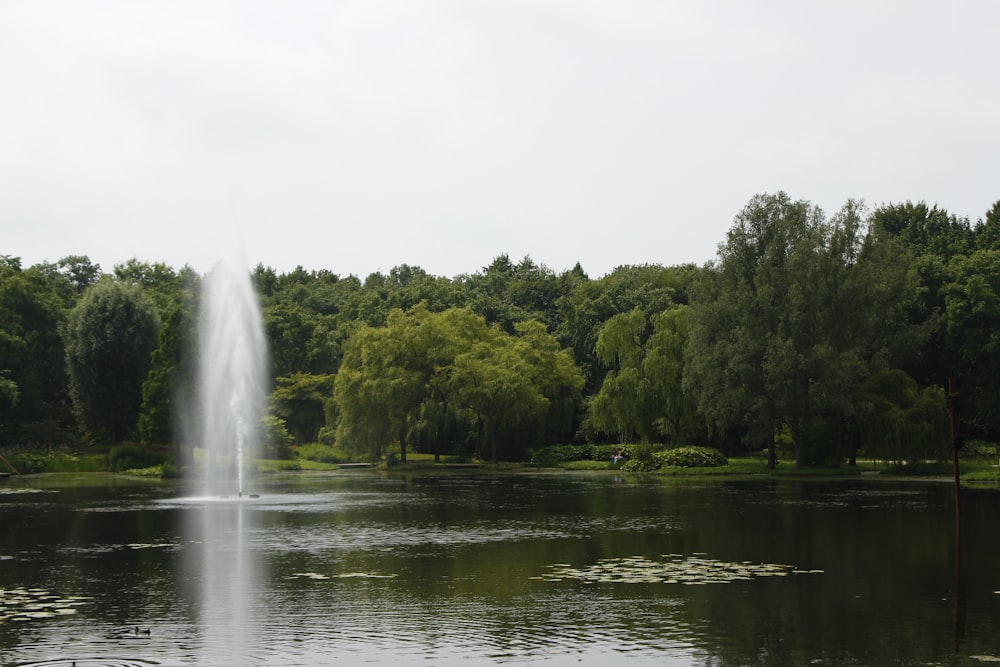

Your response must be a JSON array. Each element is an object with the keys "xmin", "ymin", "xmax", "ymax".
[
  {"xmin": 0, "ymin": 587, "xmax": 90, "ymax": 623},
  {"xmin": 533, "ymin": 554, "xmax": 822, "ymax": 585}
]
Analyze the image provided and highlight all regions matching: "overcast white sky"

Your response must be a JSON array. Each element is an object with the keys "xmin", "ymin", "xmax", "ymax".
[{"xmin": 2, "ymin": 1, "xmax": 998, "ymax": 279}]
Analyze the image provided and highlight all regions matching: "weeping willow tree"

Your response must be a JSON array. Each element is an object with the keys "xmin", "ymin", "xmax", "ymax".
[
  {"xmin": 857, "ymin": 369, "xmax": 949, "ymax": 465},
  {"xmin": 409, "ymin": 398, "xmax": 475, "ymax": 462},
  {"xmin": 585, "ymin": 307, "xmax": 703, "ymax": 445},
  {"xmin": 333, "ymin": 304, "xmax": 584, "ymax": 463}
]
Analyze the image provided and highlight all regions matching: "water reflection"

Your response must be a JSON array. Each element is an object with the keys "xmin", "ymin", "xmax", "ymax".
[{"xmin": 180, "ymin": 497, "xmax": 259, "ymax": 665}]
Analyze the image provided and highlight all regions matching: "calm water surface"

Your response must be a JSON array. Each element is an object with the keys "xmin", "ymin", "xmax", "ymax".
[{"xmin": 0, "ymin": 471, "xmax": 998, "ymax": 666}]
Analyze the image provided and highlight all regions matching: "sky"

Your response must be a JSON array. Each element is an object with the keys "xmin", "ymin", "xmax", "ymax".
[{"xmin": 2, "ymin": 1, "xmax": 998, "ymax": 280}]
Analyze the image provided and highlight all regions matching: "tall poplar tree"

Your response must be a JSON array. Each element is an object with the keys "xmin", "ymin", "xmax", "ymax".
[{"xmin": 64, "ymin": 280, "xmax": 160, "ymax": 442}]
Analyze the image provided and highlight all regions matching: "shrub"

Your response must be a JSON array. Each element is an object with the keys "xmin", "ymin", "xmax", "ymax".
[
  {"xmin": 960, "ymin": 440, "xmax": 998, "ymax": 460},
  {"xmin": 108, "ymin": 444, "xmax": 167, "ymax": 472},
  {"xmin": 120, "ymin": 465, "xmax": 163, "ymax": 477},
  {"xmin": 590, "ymin": 444, "xmax": 633, "ymax": 463},
  {"xmin": 559, "ymin": 460, "xmax": 613, "ymax": 470},
  {"xmin": 262, "ymin": 416, "xmax": 295, "ymax": 459},
  {"xmin": 530, "ymin": 444, "xmax": 592, "ymax": 466},
  {"xmin": 295, "ymin": 442, "xmax": 351, "ymax": 464},
  {"xmin": 531, "ymin": 444, "xmax": 637, "ymax": 466},
  {"xmin": 620, "ymin": 457, "xmax": 660, "ymax": 472},
  {"xmin": 654, "ymin": 446, "xmax": 728, "ymax": 468},
  {"xmin": 1, "ymin": 450, "xmax": 48, "ymax": 474},
  {"xmin": 620, "ymin": 443, "xmax": 659, "ymax": 472},
  {"xmin": 1, "ymin": 446, "xmax": 108, "ymax": 474}
]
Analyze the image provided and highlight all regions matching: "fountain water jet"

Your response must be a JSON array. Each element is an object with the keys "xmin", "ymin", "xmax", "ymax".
[
  {"xmin": 185, "ymin": 250, "xmax": 269, "ymax": 663},
  {"xmin": 197, "ymin": 252, "xmax": 268, "ymax": 497}
]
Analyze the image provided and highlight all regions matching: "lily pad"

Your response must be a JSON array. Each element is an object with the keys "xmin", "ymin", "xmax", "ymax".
[
  {"xmin": 537, "ymin": 554, "xmax": 817, "ymax": 586},
  {"xmin": 0, "ymin": 587, "xmax": 90, "ymax": 624}
]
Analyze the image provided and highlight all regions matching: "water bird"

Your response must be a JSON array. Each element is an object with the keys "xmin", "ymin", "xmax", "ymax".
[{"xmin": 134, "ymin": 626, "xmax": 151, "ymax": 635}]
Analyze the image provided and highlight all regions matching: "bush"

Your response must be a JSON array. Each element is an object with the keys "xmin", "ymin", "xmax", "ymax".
[
  {"xmin": 120, "ymin": 465, "xmax": 163, "ymax": 477},
  {"xmin": 619, "ymin": 443, "xmax": 658, "ymax": 472},
  {"xmin": 1, "ymin": 450, "xmax": 48, "ymax": 474},
  {"xmin": 262, "ymin": 416, "xmax": 295, "ymax": 459},
  {"xmin": 108, "ymin": 444, "xmax": 167, "ymax": 472},
  {"xmin": 558, "ymin": 460, "xmax": 614, "ymax": 470},
  {"xmin": 295, "ymin": 442, "xmax": 351, "ymax": 464},
  {"xmin": 531, "ymin": 444, "xmax": 637, "ymax": 466},
  {"xmin": 960, "ymin": 440, "xmax": 999, "ymax": 460},
  {"xmin": 590, "ymin": 444, "xmax": 633, "ymax": 463},
  {"xmin": 654, "ymin": 446, "xmax": 728, "ymax": 468},
  {"xmin": 530, "ymin": 444, "xmax": 593, "ymax": 466},
  {"xmin": 620, "ymin": 457, "xmax": 660, "ymax": 472},
  {"xmin": 2, "ymin": 446, "xmax": 110, "ymax": 473}
]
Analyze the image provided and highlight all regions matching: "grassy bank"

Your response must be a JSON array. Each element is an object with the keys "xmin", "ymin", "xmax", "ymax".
[{"xmin": 4, "ymin": 444, "xmax": 998, "ymax": 485}]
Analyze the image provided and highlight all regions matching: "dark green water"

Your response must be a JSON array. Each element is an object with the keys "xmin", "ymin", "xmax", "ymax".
[{"xmin": 0, "ymin": 472, "xmax": 998, "ymax": 666}]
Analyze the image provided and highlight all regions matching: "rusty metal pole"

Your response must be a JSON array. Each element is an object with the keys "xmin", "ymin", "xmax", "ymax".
[
  {"xmin": 947, "ymin": 376, "xmax": 962, "ymax": 522},
  {"xmin": 0, "ymin": 451, "xmax": 32, "ymax": 488},
  {"xmin": 947, "ymin": 376, "xmax": 965, "ymax": 648}
]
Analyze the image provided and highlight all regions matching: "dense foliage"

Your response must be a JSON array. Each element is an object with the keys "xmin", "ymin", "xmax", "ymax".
[
  {"xmin": 654, "ymin": 446, "xmax": 728, "ymax": 468},
  {"xmin": 64, "ymin": 279, "xmax": 160, "ymax": 442},
  {"xmin": 2, "ymin": 192, "xmax": 998, "ymax": 468}
]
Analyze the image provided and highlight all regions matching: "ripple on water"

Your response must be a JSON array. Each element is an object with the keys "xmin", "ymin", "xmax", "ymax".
[
  {"xmin": 13, "ymin": 661, "xmax": 164, "ymax": 667},
  {"xmin": 251, "ymin": 519, "xmax": 574, "ymax": 555},
  {"xmin": 0, "ymin": 488, "xmax": 54, "ymax": 496},
  {"xmin": 250, "ymin": 513, "xmax": 678, "ymax": 557}
]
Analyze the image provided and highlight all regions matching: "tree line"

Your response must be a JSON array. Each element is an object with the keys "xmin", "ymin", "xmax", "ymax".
[{"xmin": 2, "ymin": 192, "xmax": 999, "ymax": 468}]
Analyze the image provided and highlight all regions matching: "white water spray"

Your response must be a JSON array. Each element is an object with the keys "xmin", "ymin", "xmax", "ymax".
[{"xmin": 197, "ymin": 254, "xmax": 268, "ymax": 496}]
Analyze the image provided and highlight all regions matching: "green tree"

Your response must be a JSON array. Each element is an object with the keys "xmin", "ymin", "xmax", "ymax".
[
  {"xmin": 643, "ymin": 307, "xmax": 704, "ymax": 444},
  {"xmin": 587, "ymin": 308, "xmax": 659, "ymax": 443},
  {"xmin": 64, "ymin": 280, "xmax": 160, "ymax": 442},
  {"xmin": 586, "ymin": 305, "xmax": 703, "ymax": 446},
  {"xmin": 54, "ymin": 255, "xmax": 103, "ymax": 294},
  {"xmin": 334, "ymin": 305, "xmax": 478, "ymax": 461},
  {"xmin": 449, "ymin": 333, "xmax": 548, "ymax": 463},
  {"xmin": 873, "ymin": 201, "xmax": 973, "ymax": 260},
  {"xmin": 941, "ymin": 249, "xmax": 1000, "ymax": 438},
  {"xmin": 333, "ymin": 304, "xmax": 583, "ymax": 463},
  {"xmin": 685, "ymin": 193, "xmax": 823, "ymax": 467},
  {"xmin": 270, "ymin": 372, "xmax": 336, "ymax": 444},
  {"xmin": 511, "ymin": 319, "xmax": 584, "ymax": 443},
  {"xmin": 857, "ymin": 369, "xmax": 949, "ymax": 465},
  {"xmin": 554, "ymin": 263, "xmax": 701, "ymax": 397},
  {"xmin": 0, "ymin": 258, "xmax": 75, "ymax": 443},
  {"xmin": 871, "ymin": 202, "xmax": 973, "ymax": 389},
  {"xmin": 113, "ymin": 259, "xmax": 183, "ymax": 314},
  {"xmin": 384, "ymin": 264, "xmax": 465, "ymax": 314},
  {"xmin": 138, "ymin": 290, "xmax": 197, "ymax": 449},
  {"xmin": 974, "ymin": 200, "xmax": 1000, "ymax": 250},
  {"xmin": 687, "ymin": 195, "xmax": 925, "ymax": 467}
]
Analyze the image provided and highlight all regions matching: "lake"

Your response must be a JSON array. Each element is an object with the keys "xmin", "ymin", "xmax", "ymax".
[{"xmin": 0, "ymin": 471, "xmax": 998, "ymax": 666}]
